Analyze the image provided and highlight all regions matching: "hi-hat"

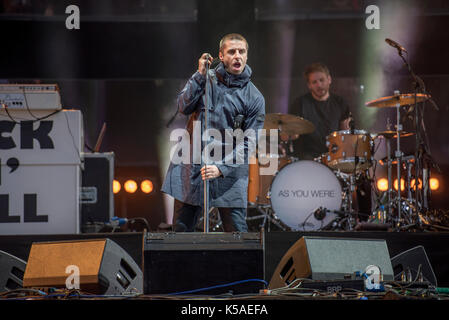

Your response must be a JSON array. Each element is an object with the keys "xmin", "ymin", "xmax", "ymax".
[
  {"xmin": 365, "ymin": 93, "xmax": 430, "ymax": 108},
  {"xmin": 375, "ymin": 130, "xmax": 415, "ymax": 139},
  {"xmin": 378, "ymin": 155, "xmax": 415, "ymax": 166},
  {"xmin": 264, "ymin": 113, "xmax": 315, "ymax": 135}
]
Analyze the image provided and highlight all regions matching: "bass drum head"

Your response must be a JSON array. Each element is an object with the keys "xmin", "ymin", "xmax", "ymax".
[{"xmin": 270, "ymin": 160, "xmax": 342, "ymax": 231}]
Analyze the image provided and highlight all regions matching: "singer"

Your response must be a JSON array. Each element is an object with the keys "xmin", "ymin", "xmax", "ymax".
[
  {"xmin": 161, "ymin": 33, "xmax": 265, "ymax": 232},
  {"xmin": 288, "ymin": 62, "xmax": 351, "ymax": 160}
]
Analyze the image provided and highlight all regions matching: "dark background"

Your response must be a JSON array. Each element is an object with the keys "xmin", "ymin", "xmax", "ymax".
[{"xmin": 1, "ymin": 0, "xmax": 448, "ymax": 229}]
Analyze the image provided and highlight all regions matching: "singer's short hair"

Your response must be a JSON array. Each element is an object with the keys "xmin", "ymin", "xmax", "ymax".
[
  {"xmin": 304, "ymin": 63, "xmax": 330, "ymax": 82},
  {"xmin": 219, "ymin": 33, "xmax": 248, "ymax": 53}
]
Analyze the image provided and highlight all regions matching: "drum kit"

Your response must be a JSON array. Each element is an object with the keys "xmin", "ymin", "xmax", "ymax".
[{"xmin": 246, "ymin": 91, "xmax": 433, "ymax": 232}]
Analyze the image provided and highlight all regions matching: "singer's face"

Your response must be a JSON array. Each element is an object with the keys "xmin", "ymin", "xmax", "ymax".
[
  {"xmin": 307, "ymin": 71, "xmax": 332, "ymax": 101},
  {"xmin": 219, "ymin": 39, "xmax": 248, "ymax": 75}
]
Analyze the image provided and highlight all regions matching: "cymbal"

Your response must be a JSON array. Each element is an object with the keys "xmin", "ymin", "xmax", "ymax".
[
  {"xmin": 365, "ymin": 93, "xmax": 430, "ymax": 108},
  {"xmin": 264, "ymin": 113, "xmax": 315, "ymax": 135},
  {"xmin": 375, "ymin": 130, "xmax": 415, "ymax": 139}
]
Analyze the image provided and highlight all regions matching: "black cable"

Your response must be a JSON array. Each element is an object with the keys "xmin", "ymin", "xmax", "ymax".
[
  {"xmin": 22, "ymin": 85, "xmax": 40, "ymax": 121},
  {"xmin": 2, "ymin": 103, "xmax": 19, "ymax": 124},
  {"xmin": 1, "ymin": 104, "xmax": 62, "ymax": 124},
  {"xmin": 63, "ymin": 111, "xmax": 82, "ymax": 163}
]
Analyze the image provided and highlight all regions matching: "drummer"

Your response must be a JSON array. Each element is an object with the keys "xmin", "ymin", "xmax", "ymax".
[
  {"xmin": 288, "ymin": 62, "xmax": 351, "ymax": 160},
  {"xmin": 289, "ymin": 62, "xmax": 373, "ymax": 221}
]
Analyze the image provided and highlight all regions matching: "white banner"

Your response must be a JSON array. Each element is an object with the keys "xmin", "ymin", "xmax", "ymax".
[{"xmin": 0, "ymin": 109, "xmax": 82, "ymax": 234}]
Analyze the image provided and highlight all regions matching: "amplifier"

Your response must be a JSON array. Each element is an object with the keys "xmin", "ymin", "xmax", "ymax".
[
  {"xmin": 0, "ymin": 84, "xmax": 62, "ymax": 110},
  {"xmin": 144, "ymin": 232, "xmax": 264, "ymax": 295}
]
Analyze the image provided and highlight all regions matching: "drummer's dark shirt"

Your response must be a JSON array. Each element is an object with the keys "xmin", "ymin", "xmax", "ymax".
[{"xmin": 289, "ymin": 92, "xmax": 350, "ymax": 160}]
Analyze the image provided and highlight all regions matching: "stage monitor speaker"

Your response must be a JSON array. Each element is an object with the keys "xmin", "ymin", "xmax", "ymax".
[
  {"xmin": 269, "ymin": 236, "xmax": 394, "ymax": 289},
  {"xmin": 23, "ymin": 238, "xmax": 143, "ymax": 295},
  {"xmin": 0, "ymin": 250, "xmax": 27, "ymax": 292},
  {"xmin": 144, "ymin": 232, "xmax": 264, "ymax": 295},
  {"xmin": 390, "ymin": 245, "xmax": 437, "ymax": 286}
]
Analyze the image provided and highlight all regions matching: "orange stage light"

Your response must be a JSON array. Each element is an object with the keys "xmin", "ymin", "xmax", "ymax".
[
  {"xmin": 124, "ymin": 180, "xmax": 138, "ymax": 193},
  {"xmin": 141, "ymin": 180, "xmax": 154, "ymax": 194}
]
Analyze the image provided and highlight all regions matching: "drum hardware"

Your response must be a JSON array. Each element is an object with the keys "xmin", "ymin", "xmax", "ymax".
[
  {"xmin": 367, "ymin": 90, "xmax": 406, "ymax": 229},
  {"xmin": 369, "ymin": 40, "xmax": 439, "ymax": 230},
  {"xmin": 246, "ymin": 204, "xmax": 288, "ymax": 232},
  {"xmin": 318, "ymin": 207, "xmax": 358, "ymax": 231},
  {"xmin": 367, "ymin": 89, "xmax": 432, "ymax": 231}
]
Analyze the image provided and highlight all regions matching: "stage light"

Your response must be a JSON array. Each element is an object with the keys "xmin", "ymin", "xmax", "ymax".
[
  {"xmin": 377, "ymin": 178, "xmax": 389, "ymax": 192},
  {"xmin": 411, "ymin": 178, "xmax": 422, "ymax": 190},
  {"xmin": 113, "ymin": 180, "xmax": 121, "ymax": 194},
  {"xmin": 124, "ymin": 180, "xmax": 138, "ymax": 193},
  {"xmin": 141, "ymin": 179, "xmax": 154, "ymax": 194},
  {"xmin": 430, "ymin": 178, "xmax": 440, "ymax": 191},
  {"xmin": 394, "ymin": 179, "xmax": 405, "ymax": 191}
]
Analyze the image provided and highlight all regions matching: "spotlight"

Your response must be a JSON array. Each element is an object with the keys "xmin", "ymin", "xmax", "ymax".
[
  {"xmin": 411, "ymin": 178, "xmax": 423, "ymax": 190},
  {"xmin": 430, "ymin": 178, "xmax": 440, "ymax": 191},
  {"xmin": 377, "ymin": 178, "xmax": 389, "ymax": 192},
  {"xmin": 113, "ymin": 180, "xmax": 121, "ymax": 194},
  {"xmin": 124, "ymin": 180, "xmax": 138, "ymax": 193},
  {"xmin": 141, "ymin": 180, "xmax": 154, "ymax": 194},
  {"xmin": 394, "ymin": 179, "xmax": 405, "ymax": 191}
]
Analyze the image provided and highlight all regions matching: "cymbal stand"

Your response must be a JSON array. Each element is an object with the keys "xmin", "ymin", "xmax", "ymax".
[
  {"xmin": 385, "ymin": 136, "xmax": 393, "ymax": 219},
  {"xmin": 394, "ymin": 90, "xmax": 403, "ymax": 230},
  {"xmin": 405, "ymin": 157, "xmax": 414, "ymax": 216},
  {"xmin": 348, "ymin": 174, "xmax": 356, "ymax": 230},
  {"xmin": 335, "ymin": 171, "xmax": 356, "ymax": 230}
]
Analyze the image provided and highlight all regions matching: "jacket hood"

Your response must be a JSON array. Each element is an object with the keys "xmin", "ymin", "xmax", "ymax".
[{"xmin": 215, "ymin": 62, "xmax": 252, "ymax": 88}]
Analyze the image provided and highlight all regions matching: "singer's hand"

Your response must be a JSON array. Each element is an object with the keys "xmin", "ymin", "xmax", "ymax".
[
  {"xmin": 198, "ymin": 53, "xmax": 214, "ymax": 76},
  {"xmin": 201, "ymin": 165, "xmax": 222, "ymax": 180}
]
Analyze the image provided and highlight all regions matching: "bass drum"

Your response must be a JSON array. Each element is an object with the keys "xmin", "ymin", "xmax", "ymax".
[{"xmin": 269, "ymin": 160, "xmax": 342, "ymax": 231}]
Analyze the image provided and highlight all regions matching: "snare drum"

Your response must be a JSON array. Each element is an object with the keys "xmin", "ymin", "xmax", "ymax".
[
  {"xmin": 326, "ymin": 130, "xmax": 373, "ymax": 173},
  {"xmin": 269, "ymin": 160, "xmax": 342, "ymax": 231}
]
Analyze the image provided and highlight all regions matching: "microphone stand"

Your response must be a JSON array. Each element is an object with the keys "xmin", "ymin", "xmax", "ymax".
[
  {"xmin": 396, "ymin": 49, "xmax": 432, "ymax": 223},
  {"xmin": 203, "ymin": 58, "xmax": 211, "ymax": 233}
]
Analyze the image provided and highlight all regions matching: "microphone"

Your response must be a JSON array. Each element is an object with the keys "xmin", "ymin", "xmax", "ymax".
[
  {"xmin": 385, "ymin": 38, "xmax": 407, "ymax": 53},
  {"xmin": 313, "ymin": 207, "xmax": 327, "ymax": 221},
  {"xmin": 204, "ymin": 54, "xmax": 220, "ymax": 67}
]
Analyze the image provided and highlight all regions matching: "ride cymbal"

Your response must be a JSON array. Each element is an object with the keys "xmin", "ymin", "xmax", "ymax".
[{"xmin": 365, "ymin": 93, "xmax": 430, "ymax": 108}]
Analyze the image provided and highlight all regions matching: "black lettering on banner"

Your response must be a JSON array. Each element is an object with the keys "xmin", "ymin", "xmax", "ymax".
[
  {"xmin": 0, "ymin": 194, "xmax": 20, "ymax": 223},
  {"xmin": 0, "ymin": 121, "xmax": 16, "ymax": 149},
  {"xmin": 6, "ymin": 157, "xmax": 19, "ymax": 173},
  {"xmin": 24, "ymin": 194, "xmax": 48, "ymax": 222},
  {"xmin": 20, "ymin": 120, "xmax": 54, "ymax": 149}
]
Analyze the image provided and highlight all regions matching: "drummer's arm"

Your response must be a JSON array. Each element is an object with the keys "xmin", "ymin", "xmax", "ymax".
[{"xmin": 340, "ymin": 117, "xmax": 351, "ymax": 130}]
